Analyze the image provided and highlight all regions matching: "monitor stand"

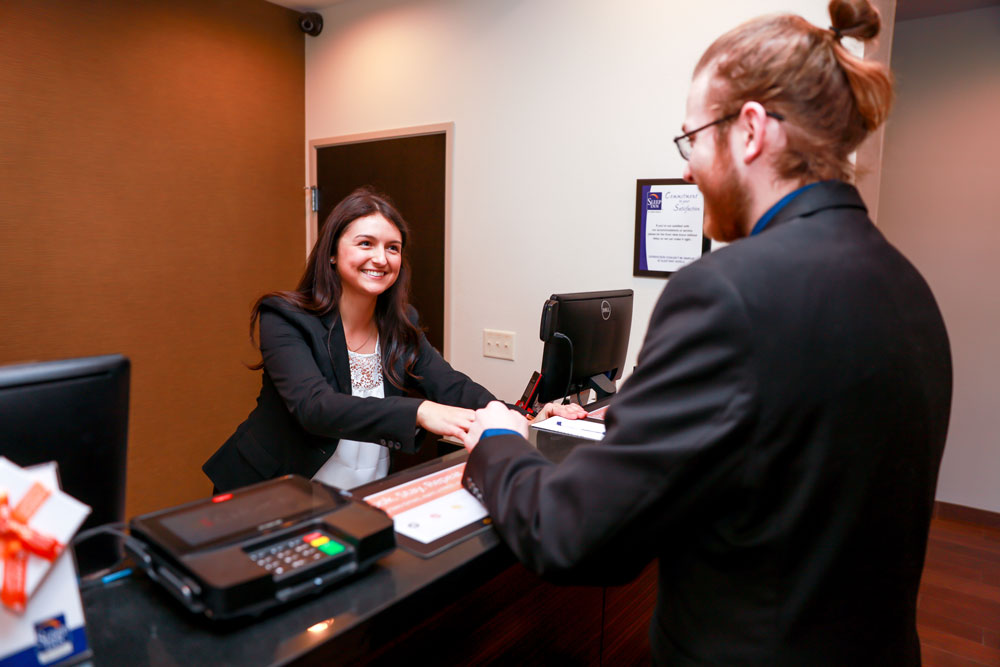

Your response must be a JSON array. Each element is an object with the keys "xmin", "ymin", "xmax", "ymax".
[{"xmin": 587, "ymin": 373, "xmax": 617, "ymax": 403}]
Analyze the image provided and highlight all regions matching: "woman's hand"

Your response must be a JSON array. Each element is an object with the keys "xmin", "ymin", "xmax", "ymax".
[
  {"xmin": 531, "ymin": 401, "xmax": 588, "ymax": 423},
  {"xmin": 416, "ymin": 401, "xmax": 477, "ymax": 440}
]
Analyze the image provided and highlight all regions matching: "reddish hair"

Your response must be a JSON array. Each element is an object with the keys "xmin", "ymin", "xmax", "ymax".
[{"xmin": 695, "ymin": 0, "xmax": 893, "ymax": 183}]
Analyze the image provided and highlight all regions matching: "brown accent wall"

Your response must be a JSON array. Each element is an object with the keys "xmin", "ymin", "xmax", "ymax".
[{"xmin": 0, "ymin": 1, "xmax": 305, "ymax": 516}]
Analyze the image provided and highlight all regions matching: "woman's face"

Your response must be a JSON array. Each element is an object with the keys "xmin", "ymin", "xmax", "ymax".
[{"xmin": 332, "ymin": 213, "xmax": 403, "ymax": 300}]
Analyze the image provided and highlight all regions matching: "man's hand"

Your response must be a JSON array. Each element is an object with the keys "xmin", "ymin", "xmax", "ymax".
[{"xmin": 461, "ymin": 401, "xmax": 530, "ymax": 451}]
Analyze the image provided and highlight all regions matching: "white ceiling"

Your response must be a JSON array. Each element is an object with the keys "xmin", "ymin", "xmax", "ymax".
[
  {"xmin": 896, "ymin": 0, "xmax": 1000, "ymax": 20},
  {"xmin": 265, "ymin": 0, "xmax": 1000, "ymax": 22},
  {"xmin": 266, "ymin": 0, "xmax": 348, "ymax": 12}
]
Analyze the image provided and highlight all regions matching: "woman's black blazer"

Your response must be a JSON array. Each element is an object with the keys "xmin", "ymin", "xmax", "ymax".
[{"xmin": 203, "ymin": 297, "xmax": 495, "ymax": 492}]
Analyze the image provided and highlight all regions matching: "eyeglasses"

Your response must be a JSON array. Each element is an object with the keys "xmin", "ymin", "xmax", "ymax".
[{"xmin": 673, "ymin": 110, "xmax": 785, "ymax": 161}]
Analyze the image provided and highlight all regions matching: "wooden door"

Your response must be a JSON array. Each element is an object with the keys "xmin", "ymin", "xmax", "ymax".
[{"xmin": 315, "ymin": 134, "xmax": 446, "ymax": 353}]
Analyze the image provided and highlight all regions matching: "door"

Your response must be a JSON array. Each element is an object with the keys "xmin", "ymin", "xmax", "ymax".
[{"xmin": 315, "ymin": 132, "xmax": 447, "ymax": 353}]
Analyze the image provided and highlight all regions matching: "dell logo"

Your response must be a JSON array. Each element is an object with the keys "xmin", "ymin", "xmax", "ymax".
[{"xmin": 601, "ymin": 300, "xmax": 611, "ymax": 320}]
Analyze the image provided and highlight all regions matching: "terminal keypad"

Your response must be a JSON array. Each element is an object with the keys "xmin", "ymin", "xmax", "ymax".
[{"xmin": 247, "ymin": 531, "xmax": 346, "ymax": 577}]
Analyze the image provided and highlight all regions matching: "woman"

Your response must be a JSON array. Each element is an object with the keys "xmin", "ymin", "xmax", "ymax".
[{"xmin": 204, "ymin": 187, "xmax": 580, "ymax": 493}]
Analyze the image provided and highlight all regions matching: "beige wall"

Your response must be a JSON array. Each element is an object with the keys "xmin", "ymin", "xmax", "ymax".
[
  {"xmin": 878, "ymin": 6, "xmax": 1000, "ymax": 512},
  {"xmin": 855, "ymin": 0, "xmax": 897, "ymax": 219},
  {"xmin": 305, "ymin": 0, "xmax": 831, "ymax": 403},
  {"xmin": 0, "ymin": 1, "xmax": 306, "ymax": 516}
]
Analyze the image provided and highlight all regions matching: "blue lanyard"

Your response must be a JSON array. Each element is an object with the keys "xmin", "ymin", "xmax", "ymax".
[{"xmin": 749, "ymin": 181, "xmax": 822, "ymax": 236}]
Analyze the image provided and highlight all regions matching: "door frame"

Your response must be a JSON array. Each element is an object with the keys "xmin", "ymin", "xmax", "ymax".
[{"xmin": 308, "ymin": 122, "xmax": 454, "ymax": 359}]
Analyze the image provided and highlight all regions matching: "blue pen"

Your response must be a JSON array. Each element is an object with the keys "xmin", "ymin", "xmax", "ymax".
[{"xmin": 100, "ymin": 568, "xmax": 132, "ymax": 585}]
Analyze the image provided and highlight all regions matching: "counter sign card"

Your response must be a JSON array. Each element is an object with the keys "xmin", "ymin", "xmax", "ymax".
[
  {"xmin": 0, "ymin": 459, "xmax": 92, "ymax": 667},
  {"xmin": 363, "ymin": 463, "xmax": 488, "ymax": 553},
  {"xmin": 634, "ymin": 178, "xmax": 711, "ymax": 277}
]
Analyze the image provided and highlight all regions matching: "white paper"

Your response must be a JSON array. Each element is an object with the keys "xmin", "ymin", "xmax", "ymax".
[
  {"xmin": 643, "ymin": 184, "xmax": 705, "ymax": 272},
  {"xmin": 389, "ymin": 489, "xmax": 488, "ymax": 544},
  {"xmin": 530, "ymin": 417, "xmax": 606, "ymax": 441},
  {"xmin": 363, "ymin": 463, "xmax": 488, "ymax": 544}
]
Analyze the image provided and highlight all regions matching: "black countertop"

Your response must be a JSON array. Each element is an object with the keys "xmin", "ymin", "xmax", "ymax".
[{"xmin": 81, "ymin": 428, "xmax": 595, "ymax": 665}]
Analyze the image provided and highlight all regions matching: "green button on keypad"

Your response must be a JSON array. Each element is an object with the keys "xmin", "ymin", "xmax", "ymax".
[{"xmin": 318, "ymin": 540, "xmax": 345, "ymax": 556}]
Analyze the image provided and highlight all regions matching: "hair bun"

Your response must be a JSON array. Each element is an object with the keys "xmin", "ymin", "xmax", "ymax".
[{"xmin": 828, "ymin": 0, "xmax": 881, "ymax": 41}]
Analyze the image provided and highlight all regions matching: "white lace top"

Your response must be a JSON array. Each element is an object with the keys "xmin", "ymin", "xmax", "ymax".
[{"xmin": 312, "ymin": 340, "xmax": 391, "ymax": 489}]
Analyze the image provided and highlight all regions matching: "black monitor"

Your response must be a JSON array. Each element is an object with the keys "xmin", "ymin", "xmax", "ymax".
[
  {"xmin": 536, "ymin": 290, "xmax": 633, "ymax": 404},
  {"xmin": 0, "ymin": 354, "xmax": 129, "ymax": 575}
]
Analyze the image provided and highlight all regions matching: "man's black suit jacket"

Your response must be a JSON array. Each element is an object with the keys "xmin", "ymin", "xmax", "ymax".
[
  {"xmin": 463, "ymin": 181, "xmax": 952, "ymax": 665},
  {"xmin": 204, "ymin": 299, "xmax": 495, "ymax": 492}
]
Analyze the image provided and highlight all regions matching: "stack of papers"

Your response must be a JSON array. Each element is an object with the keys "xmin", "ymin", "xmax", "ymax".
[{"xmin": 530, "ymin": 417, "xmax": 605, "ymax": 441}]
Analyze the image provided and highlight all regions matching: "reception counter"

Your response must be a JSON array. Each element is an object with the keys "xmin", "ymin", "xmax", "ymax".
[{"xmin": 81, "ymin": 429, "xmax": 656, "ymax": 665}]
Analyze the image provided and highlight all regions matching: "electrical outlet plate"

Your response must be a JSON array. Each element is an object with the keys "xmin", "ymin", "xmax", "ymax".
[{"xmin": 483, "ymin": 329, "xmax": 515, "ymax": 361}]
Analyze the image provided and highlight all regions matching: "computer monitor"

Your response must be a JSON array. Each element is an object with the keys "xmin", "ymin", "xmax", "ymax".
[
  {"xmin": 536, "ymin": 290, "xmax": 633, "ymax": 405},
  {"xmin": 0, "ymin": 354, "xmax": 130, "ymax": 575}
]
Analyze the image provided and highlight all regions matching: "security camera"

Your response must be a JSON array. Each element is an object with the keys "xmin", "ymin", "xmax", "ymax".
[{"xmin": 299, "ymin": 12, "xmax": 323, "ymax": 37}]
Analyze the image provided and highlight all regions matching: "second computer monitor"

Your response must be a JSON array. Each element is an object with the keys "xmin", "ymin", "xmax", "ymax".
[
  {"xmin": 537, "ymin": 289, "xmax": 633, "ymax": 404},
  {"xmin": 0, "ymin": 354, "xmax": 130, "ymax": 575}
]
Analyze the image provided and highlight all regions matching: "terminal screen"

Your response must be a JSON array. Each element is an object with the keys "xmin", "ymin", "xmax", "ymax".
[{"xmin": 156, "ymin": 479, "xmax": 336, "ymax": 549}]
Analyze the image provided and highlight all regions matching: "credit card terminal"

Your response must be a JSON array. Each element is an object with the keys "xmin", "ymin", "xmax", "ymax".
[{"xmin": 126, "ymin": 475, "xmax": 395, "ymax": 620}]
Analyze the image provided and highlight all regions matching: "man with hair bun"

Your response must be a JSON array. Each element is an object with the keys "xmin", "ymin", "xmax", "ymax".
[{"xmin": 461, "ymin": 1, "xmax": 952, "ymax": 663}]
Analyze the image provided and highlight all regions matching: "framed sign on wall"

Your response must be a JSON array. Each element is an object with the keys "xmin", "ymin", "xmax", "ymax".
[{"xmin": 633, "ymin": 178, "xmax": 711, "ymax": 278}]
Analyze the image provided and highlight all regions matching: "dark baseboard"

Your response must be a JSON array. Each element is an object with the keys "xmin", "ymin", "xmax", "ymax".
[{"xmin": 933, "ymin": 500, "xmax": 1000, "ymax": 530}]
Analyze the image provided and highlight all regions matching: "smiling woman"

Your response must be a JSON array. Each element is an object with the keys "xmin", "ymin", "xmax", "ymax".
[
  {"xmin": 202, "ymin": 187, "xmax": 498, "ymax": 493},
  {"xmin": 332, "ymin": 213, "xmax": 403, "ymax": 314}
]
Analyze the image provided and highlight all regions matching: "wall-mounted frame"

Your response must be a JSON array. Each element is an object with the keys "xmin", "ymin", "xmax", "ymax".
[{"xmin": 633, "ymin": 178, "xmax": 710, "ymax": 278}]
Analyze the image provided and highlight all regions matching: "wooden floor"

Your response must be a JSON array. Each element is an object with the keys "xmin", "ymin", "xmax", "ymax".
[{"xmin": 919, "ymin": 517, "xmax": 1000, "ymax": 666}]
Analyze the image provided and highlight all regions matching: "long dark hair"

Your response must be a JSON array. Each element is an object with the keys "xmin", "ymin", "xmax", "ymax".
[{"xmin": 249, "ymin": 186, "xmax": 422, "ymax": 388}]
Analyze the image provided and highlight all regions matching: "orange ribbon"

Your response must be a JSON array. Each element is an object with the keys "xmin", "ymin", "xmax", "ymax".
[{"xmin": 0, "ymin": 483, "xmax": 64, "ymax": 613}]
